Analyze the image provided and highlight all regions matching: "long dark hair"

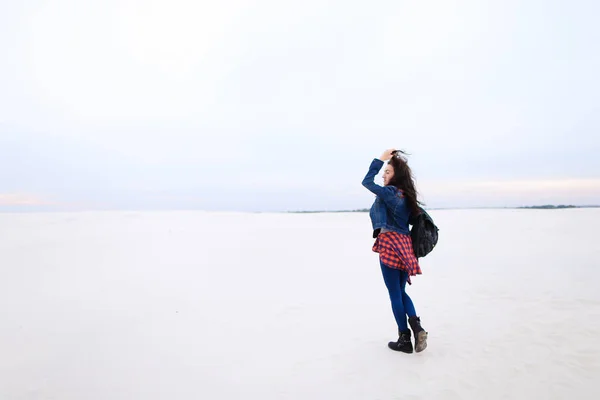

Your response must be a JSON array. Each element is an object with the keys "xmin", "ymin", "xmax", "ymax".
[{"xmin": 387, "ymin": 150, "xmax": 423, "ymax": 215}]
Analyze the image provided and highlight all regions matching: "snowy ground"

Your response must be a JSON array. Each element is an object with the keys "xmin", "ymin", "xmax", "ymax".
[{"xmin": 1, "ymin": 209, "xmax": 599, "ymax": 400}]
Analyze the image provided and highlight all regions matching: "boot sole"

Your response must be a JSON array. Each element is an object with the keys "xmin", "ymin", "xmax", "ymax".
[{"xmin": 415, "ymin": 331, "xmax": 428, "ymax": 353}]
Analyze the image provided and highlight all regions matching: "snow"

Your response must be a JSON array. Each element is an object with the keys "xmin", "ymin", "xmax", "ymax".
[{"xmin": 1, "ymin": 209, "xmax": 599, "ymax": 399}]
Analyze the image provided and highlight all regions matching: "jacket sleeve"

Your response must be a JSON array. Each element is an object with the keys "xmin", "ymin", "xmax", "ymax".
[{"xmin": 361, "ymin": 158, "xmax": 398, "ymax": 201}]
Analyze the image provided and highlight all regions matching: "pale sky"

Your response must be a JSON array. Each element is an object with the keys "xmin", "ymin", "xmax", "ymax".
[{"xmin": 1, "ymin": 0, "xmax": 599, "ymax": 212}]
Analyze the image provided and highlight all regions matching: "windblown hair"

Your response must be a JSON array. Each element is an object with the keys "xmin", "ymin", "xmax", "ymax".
[{"xmin": 387, "ymin": 150, "xmax": 423, "ymax": 215}]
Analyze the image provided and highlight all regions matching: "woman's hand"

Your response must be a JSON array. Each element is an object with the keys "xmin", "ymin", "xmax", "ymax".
[{"xmin": 379, "ymin": 149, "xmax": 396, "ymax": 161}]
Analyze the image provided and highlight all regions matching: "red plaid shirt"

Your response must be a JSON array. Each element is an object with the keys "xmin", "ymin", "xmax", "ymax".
[{"xmin": 373, "ymin": 231, "xmax": 422, "ymax": 284}]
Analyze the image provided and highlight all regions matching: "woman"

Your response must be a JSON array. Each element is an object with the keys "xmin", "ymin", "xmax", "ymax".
[{"xmin": 362, "ymin": 148, "xmax": 428, "ymax": 353}]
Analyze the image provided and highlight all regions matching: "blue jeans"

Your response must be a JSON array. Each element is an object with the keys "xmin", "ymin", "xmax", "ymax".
[{"xmin": 380, "ymin": 261, "xmax": 417, "ymax": 331}]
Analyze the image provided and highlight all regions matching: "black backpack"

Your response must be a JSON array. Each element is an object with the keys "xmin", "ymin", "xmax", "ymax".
[{"xmin": 409, "ymin": 208, "xmax": 439, "ymax": 258}]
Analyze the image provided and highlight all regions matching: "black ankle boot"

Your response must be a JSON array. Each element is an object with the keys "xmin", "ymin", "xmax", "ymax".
[
  {"xmin": 408, "ymin": 316, "xmax": 428, "ymax": 353},
  {"xmin": 388, "ymin": 329, "xmax": 413, "ymax": 353}
]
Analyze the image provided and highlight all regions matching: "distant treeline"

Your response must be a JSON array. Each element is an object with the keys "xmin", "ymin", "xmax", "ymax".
[
  {"xmin": 290, "ymin": 209, "xmax": 369, "ymax": 213},
  {"xmin": 517, "ymin": 205, "xmax": 580, "ymax": 209},
  {"xmin": 288, "ymin": 205, "xmax": 599, "ymax": 213}
]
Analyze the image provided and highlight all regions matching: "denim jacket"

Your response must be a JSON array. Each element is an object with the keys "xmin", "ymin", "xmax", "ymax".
[{"xmin": 362, "ymin": 158, "xmax": 411, "ymax": 237}]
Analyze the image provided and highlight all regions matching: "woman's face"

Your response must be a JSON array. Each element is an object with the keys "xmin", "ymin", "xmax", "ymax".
[{"xmin": 383, "ymin": 164, "xmax": 394, "ymax": 186}]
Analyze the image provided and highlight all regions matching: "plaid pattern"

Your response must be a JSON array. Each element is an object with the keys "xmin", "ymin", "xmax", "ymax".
[{"xmin": 373, "ymin": 231, "xmax": 422, "ymax": 284}]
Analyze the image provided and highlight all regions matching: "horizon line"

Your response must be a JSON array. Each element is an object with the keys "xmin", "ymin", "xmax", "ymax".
[{"xmin": 1, "ymin": 204, "xmax": 600, "ymax": 214}]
